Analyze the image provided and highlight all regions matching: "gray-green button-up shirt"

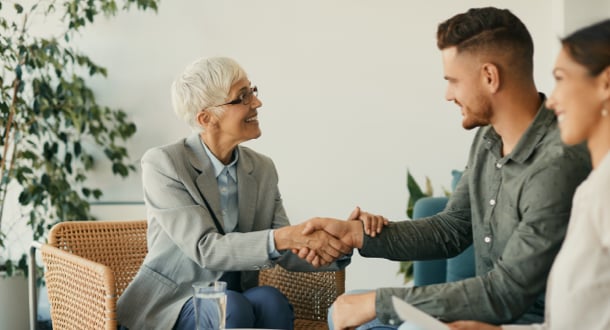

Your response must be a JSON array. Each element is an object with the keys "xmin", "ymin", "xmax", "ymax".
[{"xmin": 360, "ymin": 99, "xmax": 591, "ymax": 325}]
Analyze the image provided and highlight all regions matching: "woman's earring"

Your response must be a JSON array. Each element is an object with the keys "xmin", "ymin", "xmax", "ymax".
[{"xmin": 603, "ymin": 108, "xmax": 609, "ymax": 117}]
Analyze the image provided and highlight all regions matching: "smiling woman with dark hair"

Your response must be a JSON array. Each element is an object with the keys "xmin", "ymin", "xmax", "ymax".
[{"xmin": 448, "ymin": 18, "xmax": 610, "ymax": 330}]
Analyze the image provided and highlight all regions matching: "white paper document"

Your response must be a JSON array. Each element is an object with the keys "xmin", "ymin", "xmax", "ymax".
[{"xmin": 391, "ymin": 296, "xmax": 449, "ymax": 330}]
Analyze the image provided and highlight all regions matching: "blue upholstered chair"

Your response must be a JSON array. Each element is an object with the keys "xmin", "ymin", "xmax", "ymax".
[{"xmin": 412, "ymin": 170, "xmax": 475, "ymax": 287}]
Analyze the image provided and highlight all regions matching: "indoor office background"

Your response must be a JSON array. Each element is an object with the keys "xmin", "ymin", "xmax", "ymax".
[{"xmin": 34, "ymin": 0, "xmax": 610, "ymax": 291}]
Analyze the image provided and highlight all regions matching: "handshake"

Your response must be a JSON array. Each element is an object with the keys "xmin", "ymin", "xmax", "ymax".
[{"xmin": 273, "ymin": 207, "xmax": 389, "ymax": 267}]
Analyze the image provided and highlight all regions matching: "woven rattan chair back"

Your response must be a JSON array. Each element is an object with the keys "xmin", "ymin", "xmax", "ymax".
[
  {"xmin": 41, "ymin": 220, "xmax": 345, "ymax": 330},
  {"xmin": 259, "ymin": 265, "xmax": 345, "ymax": 330},
  {"xmin": 41, "ymin": 220, "xmax": 147, "ymax": 330}
]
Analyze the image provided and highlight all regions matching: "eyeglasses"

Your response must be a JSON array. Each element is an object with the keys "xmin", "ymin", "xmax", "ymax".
[{"xmin": 215, "ymin": 86, "xmax": 258, "ymax": 107}]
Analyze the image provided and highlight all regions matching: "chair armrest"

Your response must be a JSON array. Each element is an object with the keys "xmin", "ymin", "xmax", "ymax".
[
  {"xmin": 412, "ymin": 196, "xmax": 449, "ymax": 286},
  {"xmin": 259, "ymin": 265, "xmax": 344, "ymax": 323},
  {"xmin": 29, "ymin": 242, "xmax": 41, "ymax": 330},
  {"xmin": 40, "ymin": 244, "xmax": 117, "ymax": 330},
  {"xmin": 412, "ymin": 195, "xmax": 475, "ymax": 285}
]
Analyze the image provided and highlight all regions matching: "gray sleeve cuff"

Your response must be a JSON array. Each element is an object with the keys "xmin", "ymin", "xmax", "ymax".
[{"xmin": 267, "ymin": 229, "xmax": 281, "ymax": 259}]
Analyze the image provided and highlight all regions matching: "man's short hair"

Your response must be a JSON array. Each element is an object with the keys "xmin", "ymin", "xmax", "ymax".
[{"xmin": 437, "ymin": 7, "xmax": 534, "ymax": 77}]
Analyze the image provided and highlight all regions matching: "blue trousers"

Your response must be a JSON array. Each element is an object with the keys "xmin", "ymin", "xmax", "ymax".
[{"xmin": 174, "ymin": 285, "xmax": 294, "ymax": 330}]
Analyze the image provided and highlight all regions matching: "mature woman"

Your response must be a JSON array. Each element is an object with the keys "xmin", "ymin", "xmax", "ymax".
[
  {"xmin": 116, "ymin": 57, "xmax": 370, "ymax": 330},
  {"xmin": 448, "ymin": 18, "xmax": 610, "ymax": 330}
]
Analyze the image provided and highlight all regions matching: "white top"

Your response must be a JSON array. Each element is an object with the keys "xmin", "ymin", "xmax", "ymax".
[{"xmin": 503, "ymin": 152, "xmax": 610, "ymax": 330}]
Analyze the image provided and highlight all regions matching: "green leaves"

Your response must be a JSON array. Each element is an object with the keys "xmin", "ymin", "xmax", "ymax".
[
  {"xmin": 406, "ymin": 170, "xmax": 433, "ymax": 218},
  {"xmin": 397, "ymin": 260, "xmax": 414, "ymax": 284},
  {"xmin": 400, "ymin": 170, "xmax": 435, "ymax": 283},
  {"xmin": 0, "ymin": 0, "xmax": 160, "ymax": 277},
  {"xmin": 63, "ymin": 0, "xmax": 159, "ymax": 31},
  {"xmin": 14, "ymin": 64, "xmax": 22, "ymax": 79}
]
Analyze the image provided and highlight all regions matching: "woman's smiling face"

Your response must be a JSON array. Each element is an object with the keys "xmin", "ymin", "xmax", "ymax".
[
  {"xmin": 547, "ymin": 47, "xmax": 605, "ymax": 145},
  {"xmin": 213, "ymin": 78, "xmax": 263, "ymax": 145}
]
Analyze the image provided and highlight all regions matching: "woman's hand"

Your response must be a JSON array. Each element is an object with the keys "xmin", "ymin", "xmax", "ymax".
[
  {"xmin": 275, "ymin": 222, "xmax": 352, "ymax": 267},
  {"xmin": 290, "ymin": 206, "xmax": 389, "ymax": 263},
  {"xmin": 348, "ymin": 206, "xmax": 389, "ymax": 237},
  {"xmin": 447, "ymin": 321, "xmax": 502, "ymax": 330}
]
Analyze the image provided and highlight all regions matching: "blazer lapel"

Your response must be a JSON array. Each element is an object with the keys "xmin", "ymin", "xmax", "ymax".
[
  {"xmin": 237, "ymin": 147, "xmax": 257, "ymax": 233},
  {"xmin": 185, "ymin": 134, "xmax": 225, "ymax": 233}
]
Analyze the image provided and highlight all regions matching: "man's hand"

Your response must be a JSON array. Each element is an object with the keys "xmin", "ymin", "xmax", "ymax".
[
  {"xmin": 348, "ymin": 206, "xmax": 389, "ymax": 238},
  {"xmin": 293, "ymin": 217, "xmax": 364, "ymax": 265},
  {"xmin": 447, "ymin": 321, "xmax": 501, "ymax": 330},
  {"xmin": 274, "ymin": 222, "xmax": 351, "ymax": 267},
  {"xmin": 302, "ymin": 217, "xmax": 364, "ymax": 249},
  {"xmin": 332, "ymin": 291, "xmax": 377, "ymax": 330}
]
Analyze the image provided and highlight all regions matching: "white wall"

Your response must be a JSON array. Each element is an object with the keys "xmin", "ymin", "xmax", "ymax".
[
  {"xmin": 70, "ymin": 0, "xmax": 601, "ymax": 291},
  {"xmin": 560, "ymin": 0, "xmax": 610, "ymax": 35}
]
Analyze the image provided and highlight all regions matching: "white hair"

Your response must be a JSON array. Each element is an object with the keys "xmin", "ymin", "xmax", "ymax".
[{"xmin": 171, "ymin": 57, "xmax": 247, "ymax": 132}]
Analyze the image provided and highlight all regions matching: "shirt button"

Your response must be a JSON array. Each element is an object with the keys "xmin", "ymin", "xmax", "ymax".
[
  {"xmin": 389, "ymin": 319, "xmax": 396, "ymax": 325},
  {"xmin": 489, "ymin": 199, "xmax": 496, "ymax": 206},
  {"xmin": 496, "ymin": 162, "xmax": 502, "ymax": 169},
  {"xmin": 484, "ymin": 236, "xmax": 492, "ymax": 243}
]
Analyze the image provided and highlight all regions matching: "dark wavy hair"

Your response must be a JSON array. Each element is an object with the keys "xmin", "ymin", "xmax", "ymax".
[
  {"xmin": 562, "ymin": 19, "xmax": 610, "ymax": 76},
  {"xmin": 436, "ymin": 7, "xmax": 534, "ymax": 76}
]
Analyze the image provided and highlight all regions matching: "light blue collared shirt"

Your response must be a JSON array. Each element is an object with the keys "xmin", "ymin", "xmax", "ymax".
[{"xmin": 201, "ymin": 140, "xmax": 280, "ymax": 258}]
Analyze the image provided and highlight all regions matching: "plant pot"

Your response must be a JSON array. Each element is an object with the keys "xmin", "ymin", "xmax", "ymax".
[{"xmin": 0, "ymin": 271, "xmax": 30, "ymax": 329}]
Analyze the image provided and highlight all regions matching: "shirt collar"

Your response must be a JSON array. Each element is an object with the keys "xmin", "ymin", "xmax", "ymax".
[
  {"xmin": 201, "ymin": 140, "xmax": 239, "ymax": 180},
  {"xmin": 484, "ymin": 93, "xmax": 555, "ymax": 164}
]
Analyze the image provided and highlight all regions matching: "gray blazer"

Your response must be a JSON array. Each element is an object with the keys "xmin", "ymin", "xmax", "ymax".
[{"xmin": 117, "ymin": 134, "xmax": 348, "ymax": 329}]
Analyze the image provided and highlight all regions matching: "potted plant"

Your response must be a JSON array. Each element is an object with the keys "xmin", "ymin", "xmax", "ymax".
[
  {"xmin": 396, "ymin": 171, "xmax": 434, "ymax": 283},
  {"xmin": 0, "ymin": 0, "xmax": 159, "ymax": 289},
  {"xmin": 1, "ymin": 1, "xmax": 160, "ymax": 327},
  {"xmin": 397, "ymin": 171, "xmax": 453, "ymax": 283}
]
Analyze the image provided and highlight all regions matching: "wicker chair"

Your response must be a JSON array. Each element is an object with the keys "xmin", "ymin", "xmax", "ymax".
[
  {"xmin": 40, "ymin": 220, "xmax": 147, "ymax": 330},
  {"xmin": 39, "ymin": 220, "xmax": 344, "ymax": 330},
  {"xmin": 259, "ymin": 265, "xmax": 345, "ymax": 329}
]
